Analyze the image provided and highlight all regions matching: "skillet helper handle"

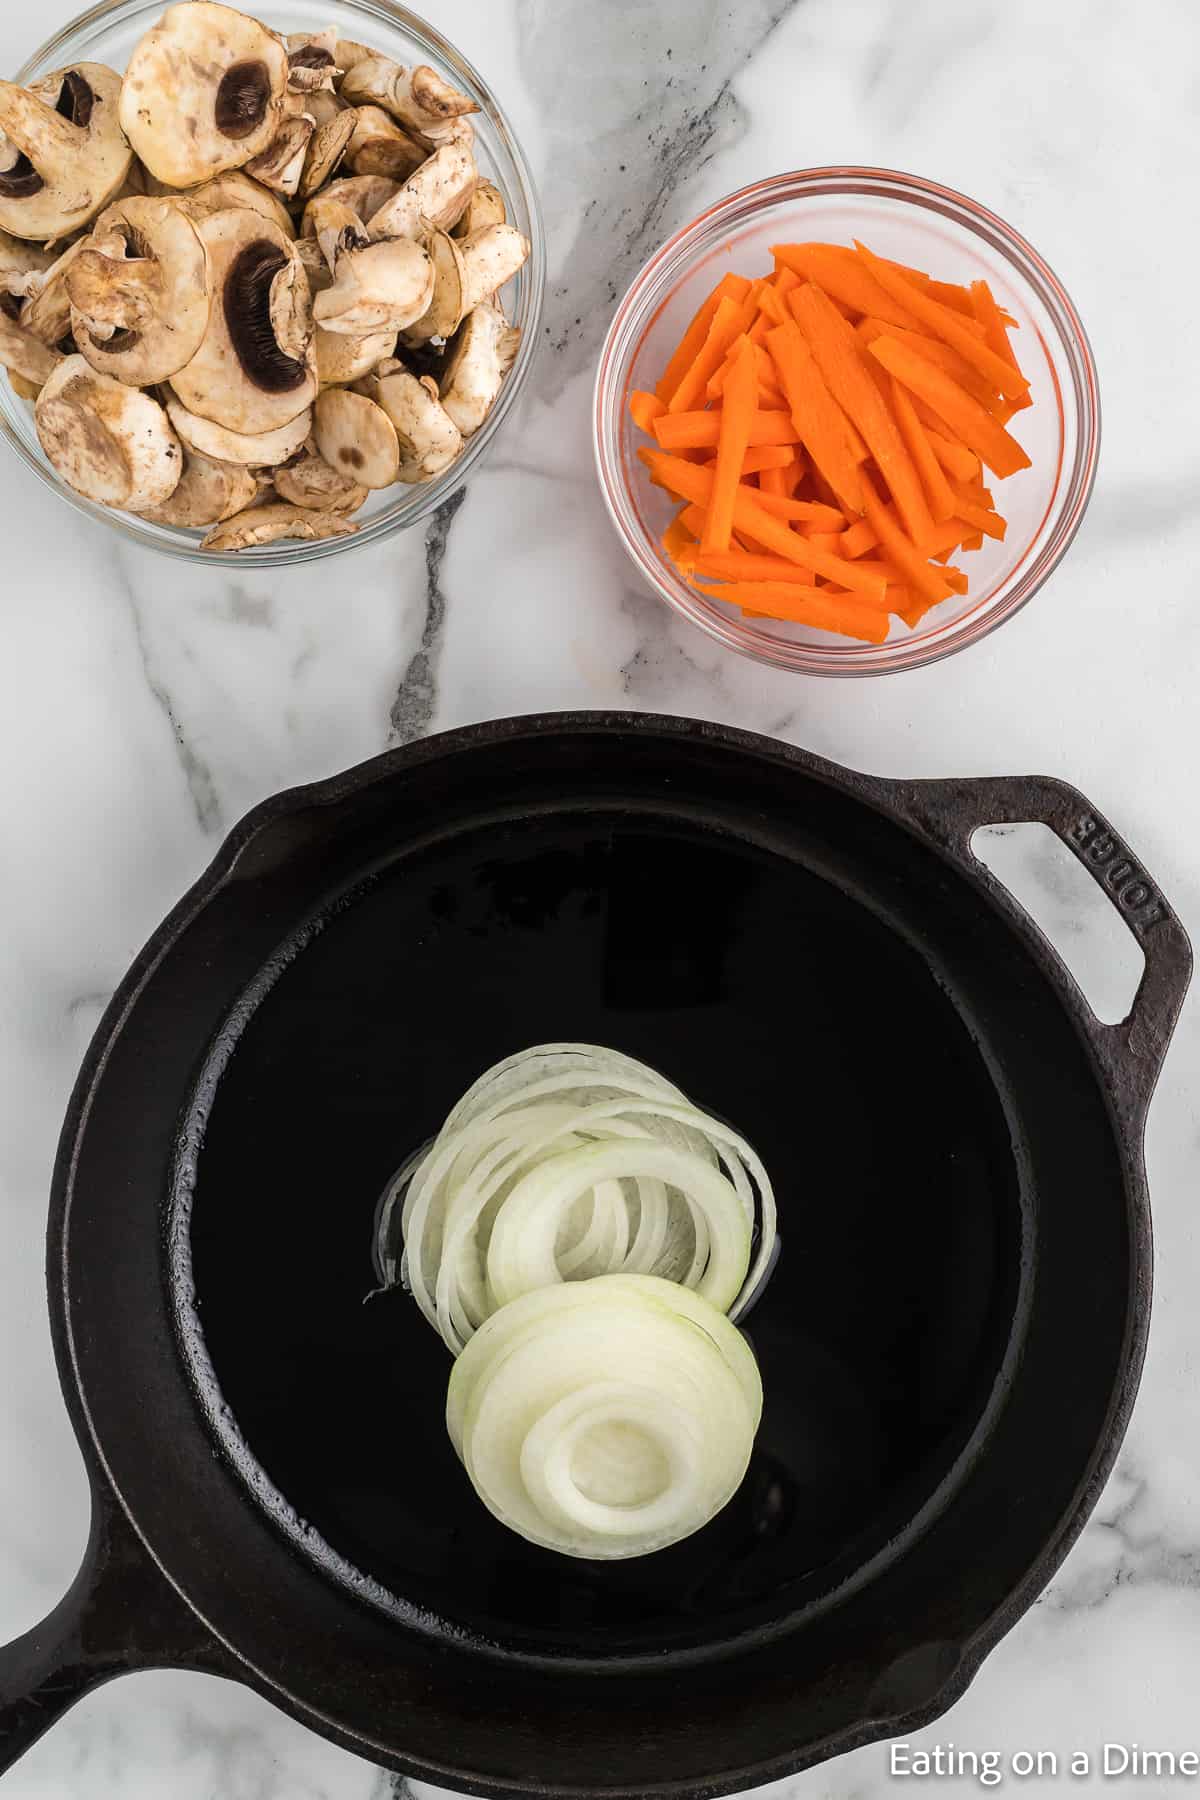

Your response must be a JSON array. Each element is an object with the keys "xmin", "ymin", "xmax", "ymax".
[
  {"xmin": 891, "ymin": 772, "xmax": 1192, "ymax": 1124},
  {"xmin": 0, "ymin": 1495, "xmax": 230, "ymax": 1776}
]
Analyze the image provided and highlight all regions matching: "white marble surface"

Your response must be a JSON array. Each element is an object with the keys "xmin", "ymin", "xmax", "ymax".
[{"xmin": 2, "ymin": 0, "xmax": 1199, "ymax": 1794}]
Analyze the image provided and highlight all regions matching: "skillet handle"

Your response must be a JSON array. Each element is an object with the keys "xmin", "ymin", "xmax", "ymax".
[
  {"xmin": 0, "ymin": 1490, "xmax": 232, "ymax": 1777},
  {"xmin": 886, "ymin": 772, "xmax": 1192, "ymax": 1125}
]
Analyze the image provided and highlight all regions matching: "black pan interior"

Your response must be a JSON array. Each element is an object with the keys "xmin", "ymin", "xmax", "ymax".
[{"xmin": 178, "ymin": 796, "xmax": 1025, "ymax": 1662}]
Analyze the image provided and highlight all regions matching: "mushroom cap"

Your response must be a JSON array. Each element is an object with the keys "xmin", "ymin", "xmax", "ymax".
[
  {"xmin": 286, "ymin": 32, "xmax": 340, "ymax": 95},
  {"xmin": 315, "ymin": 322, "xmax": 395, "ymax": 386},
  {"xmin": 36, "ymin": 354, "xmax": 182, "ymax": 509},
  {"xmin": 201, "ymin": 500, "xmax": 358, "ymax": 550},
  {"xmin": 340, "ymin": 56, "xmax": 478, "ymax": 142},
  {"xmin": 452, "ymin": 178, "xmax": 506, "ymax": 239},
  {"xmin": 0, "ymin": 65, "xmax": 133, "ymax": 245},
  {"xmin": 313, "ymin": 386, "xmax": 400, "ymax": 487},
  {"xmin": 67, "ymin": 196, "xmax": 211, "ymax": 386},
  {"xmin": 439, "ymin": 300, "xmax": 520, "ymax": 436},
  {"xmin": 0, "ymin": 306, "xmax": 63, "ymax": 388},
  {"xmin": 274, "ymin": 442, "xmax": 368, "ymax": 513},
  {"xmin": 245, "ymin": 114, "xmax": 314, "ymax": 197},
  {"xmin": 165, "ymin": 392, "xmax": 313, "ymax": 467},
  {"xmin": 137, "ymin": 445, "xmax": 258, "ymax": 526},
  {"xmin": 174, "ymin": 171, "xmax": 294, "ymax": 237},
  {"xmin": 0, "ymin": 226, "xmax": 58, "ymax": 298},
  {"xmin": 313, "ymin": 236, "xmax": 433, "ymax": 338},
  {"xmin": 301, "ymin": 173, "xmax": 398, "ymax": 238},
  {"xmin": 367, "ymin": 141, "xmax": 478, "ymax": 241},
  {"xmin": 368, "ymin": 363, "xmax": 462, "ymax": 482},
  {"xmin": 297, "ymin": 109, "xmax": 356, "ymax": 200},
  {"xmin": 404, "ymin": 221, "xmax": 530, "ymax": 345},
  {"xmin": 344, "ymin": 108, "xmax": 426, "ymax": 181},
  {"xmin": 171, "ymin": 208, "xmax": 317, "ymax": 435},
  {"xmin": 19, "ymin": 237, "xmax": 87, "ymax": 346},
  {"xmin": 119, "ymin": 3, "xmax": 289, "ymax": 188}
]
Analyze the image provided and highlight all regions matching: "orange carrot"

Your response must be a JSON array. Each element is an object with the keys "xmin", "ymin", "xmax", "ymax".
[
  {"xmin": 916, "ymin": 413, "xmax": 981, "ymax": 481},
  {"xmin": 763, "ymin": 321, "xmax": 866, "ymax": 516},
  {"xmin": 856, "ymin": 317, "xmax": 1006, "ymax": 418},
  {"xmin": 877, "ymin": 259, "xmax": 984, "ymax": 326},
  {"xmin": 771, "ymin": 243, "xmax": 922, "ymax": 331},
  {"xmin": 802, "ymin": 532, "xmax": 843, "ymax": 555},
  {"xmin": 703, "ymin": 340, "xmax": 758, "ymax": 553},
  {"xmin": 630, "ymin": 390, "xmax": 667, "ymax": 433},
  {"xmin": 962, "ymin": 530, "xmax": 984, "ymax": 551},
  {"xmin": 888, "ymin": 373, "xmax": 956, "ymax": 522},
  {"xmin": 757, "ymin": 464, "xmax": 790, "ymax": 497},
  {"xmin": 690, "ymin": 550, "xmax": 842, "ymax": 584},
  {"xmin": 653, "ymin": 410, "xmax": 800, "ymax": 451},
  {"xmin": 838, "ymin": 517, "xmax": 878, "ymax": 557},
  {"xmin": 860, "ymin": 472, "xmax": 954, "ymax": 606},
  {"xmin": 747, "ymin": 492, "xmax": 846, "ymax": 529},
  {"xmin": 666, "ymin": 294, "xmax": 743, "ymax": 414},
  {"xmin": 655, "ymin": 272, "xmax": 752, "ymax": 402},
  {"xmin": 643, "ymin": 453, "xmax": 888, "ymax": 600},
  {"xmin": 695, "ymin": 580, "xmax": 890, "ymax": 641},
  {"xmin": 735, "ymin": 445, "xmax": 797, "ymax": 475},
  {"xmin": 679, "ymin": 502, "xmax": 709, "ymax": 539},
  {"xmin": 854, "ymin": 242, "xmax": 1030, "ymax": 403},
  {"xmin": 662, "ymin": 513, "xmax": 697, "ymax": 563},
  {"xmin": 951, "ymin": 496, "xmax": 1007, "ymax": 540},
  {"xmin": 790, "ymin": 282, "xmax": 935, "ymax": 545},
  {"xmin": 970, "ymin": 279, "xmax": 1032, "ymax": 411},
  {"xmin": 756, "ymin": 283, "xmax": 790, "ymax": 326},
  {"xmin": 778, "ymin": 452, "xmax": 806, "ymax": 496},
  {"xmin": 866, "ymin": 334, "xmax": 1031, "ymax": 479}
]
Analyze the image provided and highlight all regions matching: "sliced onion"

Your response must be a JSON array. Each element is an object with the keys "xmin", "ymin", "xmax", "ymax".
[
  {"xmin": 385, "ymin": 1044, "xmax": 777, "ymax": 1354},
  {"xmin": 446, "ymin": 1274, "xmax": 763, "ymax": 1559}
]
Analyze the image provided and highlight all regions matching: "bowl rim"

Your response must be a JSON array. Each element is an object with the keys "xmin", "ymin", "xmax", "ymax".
[
  {"xmin": 4, "ymin": 0, "xmax": 546, "ymax": 567},
  {"xmin": 593, "ymin": 164, "xmax": 1101, "ymax": 678}
]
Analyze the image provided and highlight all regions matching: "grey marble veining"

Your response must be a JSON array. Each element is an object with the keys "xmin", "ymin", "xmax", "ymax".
[{"xmin": 1, "ymin": 0, "xmax": 1199, "ymax": 1795}]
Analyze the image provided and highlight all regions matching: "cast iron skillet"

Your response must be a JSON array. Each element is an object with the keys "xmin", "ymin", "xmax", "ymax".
[{"xmin": 0, "ymin": 714, "xmax": 1190, "ymax": 1798}]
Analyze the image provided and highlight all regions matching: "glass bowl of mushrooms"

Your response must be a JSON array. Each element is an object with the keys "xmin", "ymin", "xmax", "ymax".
[{"xmin": 0, "ymin": 0, "xmax": 543, "ymax": 561}]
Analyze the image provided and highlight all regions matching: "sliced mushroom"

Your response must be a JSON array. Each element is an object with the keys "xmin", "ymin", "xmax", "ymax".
[
  {"xmin": 274, "ymin": 441, "xmax": 368, "ymax": 513},
  {"xmin": 367, "ymin": 142, "xmax": 478, "ymax": 241},
  {"xmin": 339, "ymin": 57, "xmax": 479, "ymax": 143},
  {"xmin": 313, "ymin": 386, "xmax": 399, "ymax": 486},
  {"xmin": 165, "ymin": 391, "xmax": 312, "ymax": 465},
  {"xmin": 286, "ymin": 31, "xmax": 340, "ymax": 95},
  {"xmin": 314, "ymin": 235, "xmax": 433, "ymax": 337},
  {"xmin": 294, "ymin": 235, "xmax": 332, "ymax": 292},
  {"xmin": 315, "ymin": 322, "xmax": 396, "ymax": 386},
  {"xmin": 202, "ymin": 500, "xmax": 358, "ymax": 550},
  {"xmin": 0, "ymin": 65, "xmax": 132, "ymax": 244},
  {"xmin": 245, "ymin": 114, "xmax": 315, "ymax": 198},
  {"xmin": 66, "ymin": 196, "xmax": 210, "ymax": 385},
  {"xmin": 301, "ymin": 173, "xmax": 398, "ymax": 238},
  {"xmin": 0, "ymin": 307, "xmax": 62, "ymax": 386},
  {"xmin": 297, "ymin": 109, "xmax": 356, "ymax": 200},
  {"xmin": 35, "ymin": 354, "xmax": 181, "ymax": 508},
  {"xmin": 0, "ymin": 227, "xmax": 57, "ymax": 299},
  {"xmin": 439, "ymin": 301, "xmax": 520, "ymax": 436},
  {"xmin": 20, "ymin": 237, "xmax": 89, "ymax": 345},
  {"xmin": 333, "ymin": 42, "xmax": 375, "ymax": 81},
  {"xmin": 119, "ymin": 2, "xmax": 289, "ymax": 188},
  {"xmin": 344, "ymin": 108, "xmax": 426, "ymax": 182},
  {"xmin": 364, "ymin": 361, "xmax": 461, "ymax": 482},
  {"xmin": 304, "ymin": 194, "xmax": 368, "ymax": 270},
  {"xmin": 403, "ymin": 223, "xmax": 530, "ymax": 346},
  {"xmin": 137, "ymin": 445, "xmax": 258, "ymax": 526},
  {"xmin": 300, "ymin": 89, "xmax": 347, "ymax": 130},
  {"xmin": 174, "ymin": 171, "xmax": 293, "ymax": 237},
  {"xmin": 452, "ymin": 179, "xmax": 507, "ymax": 240},
  {"xmin": 172, "ymin": 209, "xmax": 316, "ymax": 434},
  {"xmin": 7, "ymin": 369, "xmax": 43, "ymax": 402}
]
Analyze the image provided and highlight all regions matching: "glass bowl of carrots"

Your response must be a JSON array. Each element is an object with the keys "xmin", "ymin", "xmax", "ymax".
[{"xmin": 594, "ymin": 168, "xmax": 1100, "ymax": 676}]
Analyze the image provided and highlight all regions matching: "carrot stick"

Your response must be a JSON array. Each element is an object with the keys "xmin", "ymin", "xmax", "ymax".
[
  {"xmin": 736, "ymin": 445, "xmax": 797, "ymax": 475},
  {"xmin": 655, "ymin": 272, "xmax": 752, "ymax": 402},
  {"xmin": 962, "ymin": 530, "xmax": 984, "ymax": 551},
  {"xmin": 630, "ymin": 390, "xmax": 667, "ymax": 433},
  {"xmin": 860, "ymin": 472, "xmax": 954, "ymax": 605},
  {"xmin": 666, "ymin": 294, "xmax": 743, "ymax": 413},
  {"xmin": 888, "ymin": 373, "xmax": 957, "ymax": 522},
  {"xmin": 771, "ymin": 243, "xmax": 922, "ymax": 331},
  {"xmin": 662, "ymin": 513, "xmax": 697, "ymax": 563},
  {"xmin": 690, "ymin": 550, "xmax": 841, "ymax": 584},
  {"xmin": 779, "ymin": 452, "xmax": 806, "ymax": 496},
  {"xmin": 642, "ymin": 453, "xmax": 887, "ymax": 600},
  {"xmin": 653, "ymin": 410, "xmax": 800, "ymax": 451},
  {"xmin": 866, "ymin": 335, "xmax": 1031, "ymax": 478},
  {"xmin": 756, "ymin": 283, "xmax": 789, "ymax": 326},
  {"xmin": 703, "ymin": 341, "xmax": 758, "ymax": 553},
  {"xmin": 757, "ymin": 464, "xmax": 790, "ymax": 497},
  {"xmin": 789, "ymin": 283, "xmax": 935, "ymax": 545},
  {"xmin": 877, "ymin": 259, "xmax": 983, "ymax": 325},
  {"xmin": 679, "ymin": 502, "xmax": 708, "ymax": 538},
  {"xmin": 746, "ymin": 492, "xmax": 846, "ymax": 529},
  {"xmin": 970, "ymin": 279, "xmax": 1032, "ymax": 411},
  {"xmin": 695, "ymin": 580, "xmax": 891, "ymax": 641},
  {"xmin": 763, "ymin": 321, "xmax": 866, "ymax": 516},
  {"xmin": 802, "ymin": 532, "xmax": 843, "ymax": 555},
  {"xmin": 951, "ymin": 496, "xmax": 1006, "ymax": 540},
  {"xmin": 854, "ymin": 241, "xmax": 1030, "ymax": 402},
  {"xmin": 838, "ymin": 517, "xmax": 878, "ymax": 557},
  {"xmin": 856, "ymin": 317, "xmax": 1006, "ymax": 418},
  {"xmin": 916, "ymin": 412, "xmax": 981, "ymax": 480}
]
